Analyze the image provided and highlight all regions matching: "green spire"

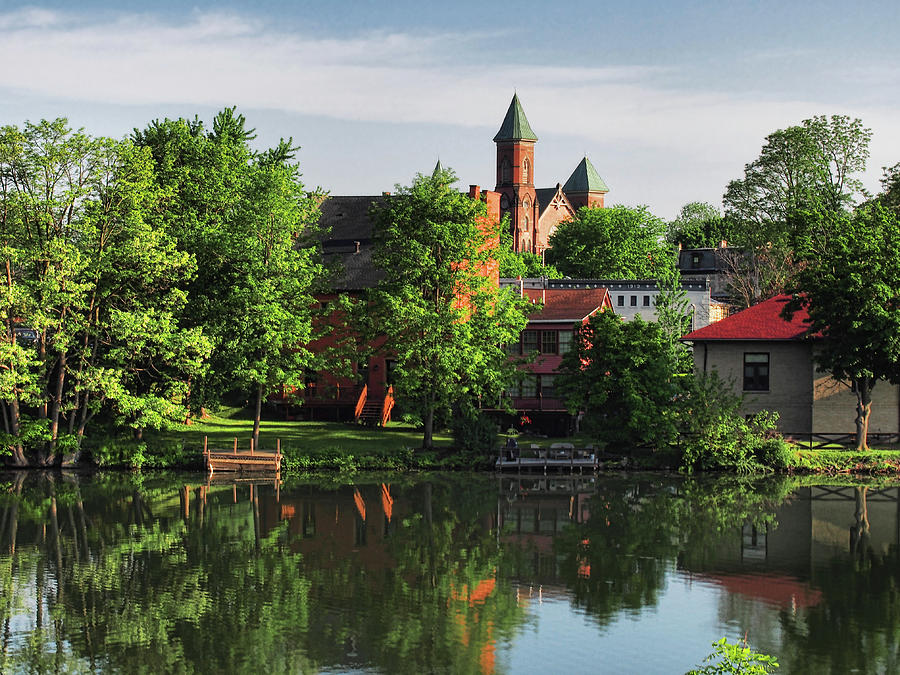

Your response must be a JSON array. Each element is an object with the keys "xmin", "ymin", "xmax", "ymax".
[
  {"xmin": 432, "ymin": 159, "xmax": 444, "ymax": 178},
  {"xmin": 493, "ymin": 94, "xmax": 538, "ymax": 142},
  {"xmin": 563, "ymin": 156, "xmax": 609, "ymax": 193}
]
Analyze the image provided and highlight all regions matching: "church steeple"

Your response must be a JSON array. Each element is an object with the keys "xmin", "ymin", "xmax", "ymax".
[
  {"xmin": 493, "ymin": 94, "xmax": 538, "ymax": 143},
  {"xmin": 494, "ymin": 95, "xmax": 538, "ymax": 253}
]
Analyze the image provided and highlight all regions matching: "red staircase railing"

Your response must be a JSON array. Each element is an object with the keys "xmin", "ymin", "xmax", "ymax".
[
  {"xmin": 381, "ymin": 385, "xmax": 395, "ymax": 426},
  {"xmin": 354, "ymin": 384, "xmax": 368, "ymax": 422}
]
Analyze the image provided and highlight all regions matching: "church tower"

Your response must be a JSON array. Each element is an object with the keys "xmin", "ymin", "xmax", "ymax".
[
  {"xmin": 494, "ymin": 94, "xmax": 539, "ymax": 253},
  {"xmin": 563, "ymin": 156, "xmax": 609, "ymax": 210}
]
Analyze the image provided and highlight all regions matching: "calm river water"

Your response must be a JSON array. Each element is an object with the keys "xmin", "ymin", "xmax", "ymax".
[{"xmin": 0, "ymin": 471, "xmax": 897, "ymax": 674}]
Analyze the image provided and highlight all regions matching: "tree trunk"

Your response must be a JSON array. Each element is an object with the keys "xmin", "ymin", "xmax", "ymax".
[
  {"xmin": 252, "ymin": 382, "xmax": 263, "ymax": 449},
  {"xmin": 45, "ymin": 349, "xmax": 68, "ymax": 465},
  {"xmin": 6, "ymin": 398, "xmax": 26, "ymax": 467},
  {"xmin": 422, "ymin": 406, "xmax": 434, "ymax": 449},
  {"xmin": 854, "ymin": 377, "xmax": 874, "ymax": 451}
]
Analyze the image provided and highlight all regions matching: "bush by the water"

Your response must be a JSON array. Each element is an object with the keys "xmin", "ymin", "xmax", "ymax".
[{"xmin": 678, "ymin": 373, "xmax": 792, "ymax": 473}]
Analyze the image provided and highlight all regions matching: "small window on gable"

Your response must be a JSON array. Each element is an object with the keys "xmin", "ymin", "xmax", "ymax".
[{"xmin": 743, "ymin": 353, "xmax": 769, "ymax": 391}]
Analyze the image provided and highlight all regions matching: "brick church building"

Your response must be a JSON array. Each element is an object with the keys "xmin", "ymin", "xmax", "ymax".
[
  {"xmin": 276, "ymin": 95, "xmax": 611, "ymax": 424},
  {"xmin": 494, "ymin": 94, "xmax": 609, "ymax": 255}
]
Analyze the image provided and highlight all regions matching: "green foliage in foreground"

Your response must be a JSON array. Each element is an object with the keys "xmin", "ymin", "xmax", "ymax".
[
  {"xmin": 687, "ymin": 638, "xmax": 779, "ymax": 674},
  {"xmin": 556, "ymin": 309, "xmax": 793, "ymax": 473}
]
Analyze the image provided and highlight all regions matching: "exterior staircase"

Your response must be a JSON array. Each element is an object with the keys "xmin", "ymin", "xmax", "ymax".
[{"xmin": 354, "ymin": 385, "xmax": 395, "ymax": 426}]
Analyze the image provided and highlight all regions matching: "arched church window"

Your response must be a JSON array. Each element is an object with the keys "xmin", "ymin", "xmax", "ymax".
[
  {"xmin": 500, "ymin": 194, "xmax": 509, "ymax": 210},
  {"xmin": 523, "ymin": 158, "xmax": 530, "ymax": 184},
  {"xmin": 501, "ymin": 160, "xmax": 511, "ymax": 184},
  {"xmin": 523, "ymin": 198, "xmax": 530, "ymax": 211}
]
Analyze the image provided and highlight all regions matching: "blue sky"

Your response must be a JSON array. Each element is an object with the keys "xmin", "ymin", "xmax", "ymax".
[{"xmin": 2, "ymin": 1, "xmax": 898, "ymax": 218}]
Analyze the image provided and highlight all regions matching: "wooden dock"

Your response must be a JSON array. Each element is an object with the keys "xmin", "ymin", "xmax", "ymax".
[
  {"xmin": 203, "ymin": 436, "xmax": 282, "ymax": 474},
  {"xmin": 495, "ymin": 444, "xmax": 599, "ymax": 473}
]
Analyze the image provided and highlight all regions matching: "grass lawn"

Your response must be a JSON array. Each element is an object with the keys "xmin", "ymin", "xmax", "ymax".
[
  {"xmin": 161, "ymin": 407, "xmax": 453, "ymax": 457},
  {"xmin": 155, "ymin": 406, "xmax": 594, "ymax": 455}
]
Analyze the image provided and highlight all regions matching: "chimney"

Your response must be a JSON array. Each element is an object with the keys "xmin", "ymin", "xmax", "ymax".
[{"xmin": 468, "ymin": 185, "xmax": 481, "ymax": 200}]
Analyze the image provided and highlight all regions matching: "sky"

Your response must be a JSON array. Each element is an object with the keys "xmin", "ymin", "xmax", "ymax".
[{"xmin": 2, "ymin": 0, "xmax": 899, "ymax": 220}]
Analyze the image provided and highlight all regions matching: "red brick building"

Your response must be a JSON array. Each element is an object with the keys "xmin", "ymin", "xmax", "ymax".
[
  {"xmin": 493, "ymin": 285, "xmax": 612, "ymax": 433},
  {"xmin": 494, "ymin": 94, "xmax": 609, "ymax": 255}
]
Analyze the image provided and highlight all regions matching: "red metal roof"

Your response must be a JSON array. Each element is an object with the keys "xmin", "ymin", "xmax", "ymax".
[
  {"xmin": 524, "ymin": 288, "xmax": 610, "ymax": 322},
  {"xmin": 683, "ymin": 294, "xmax": 813, "ymax": 341}
]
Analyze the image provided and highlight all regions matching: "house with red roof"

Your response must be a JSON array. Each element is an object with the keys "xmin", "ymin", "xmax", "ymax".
[
  {"xmin": 491, "ymin": 285, "xmax": 612, "ymax": 433},
  {"xmin": 682, "ymin": 295, "xmax": 900, "ymax": 436}
]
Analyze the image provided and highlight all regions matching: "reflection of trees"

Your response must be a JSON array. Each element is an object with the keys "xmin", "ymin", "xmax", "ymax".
[
  {"xmin": 549, "ymin": 476, "xmax": 791, "ymax": 627},
  {"xmin": 295, "ymin": 476, "xmax": 526, "ymax": 673},
  {"xmin": 0, "ymin": 473, "xmax": 527, "ymax": 674},
  {"xmin": 776, "ymin": 486, "xmax": 900, "ymax": 674}
]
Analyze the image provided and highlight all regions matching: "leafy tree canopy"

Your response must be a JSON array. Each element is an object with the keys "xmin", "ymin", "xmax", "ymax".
[
  {"xmin": 666, "ymin": 201, "xmax": 733, "ymax": 249},
  {"xmin": 546, "ymin": 205, "xmax": 671, "ymax": 279},
  {"xmin": 133, "ymin": 109, "xmax": 327, "ymax": 446},
  {"xmin": 555, "ymin": 312, "xmax": 687, "ymax": 450},
  {"xmin": 496, "ymin": 224, "xmax": 561, "ymax": 279},
  {"xmin": 784, "ymin": 203, "xmax": 900, "ymax": 450},
  {"xmin": 722, "ymin": 115, "xmax": 871, "ymax": 307},
  {"xmin": 369, "ymin": 169, "xmax": 530, "ymax": 448}
]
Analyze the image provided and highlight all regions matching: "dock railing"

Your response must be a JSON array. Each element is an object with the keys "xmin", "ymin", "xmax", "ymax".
[
  {"xmin": 495, "ymin": 444, "xmax": 599, "ymax": 473},
  {"xmin": 203, "ymin": 436, "xmax": 282, "ymax": 474}
]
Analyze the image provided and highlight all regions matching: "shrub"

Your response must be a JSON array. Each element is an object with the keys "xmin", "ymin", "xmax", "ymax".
[
  {"xmin": 678, "ymin": 373, "xmax": 786, "ymax": 473},
  {"xmin": 687, "ymin": 636, "xmax": 779, "ymax": 674},
  {"xmin": 451, "ymin": 411, "xmax": 497, "ymax": 454}
]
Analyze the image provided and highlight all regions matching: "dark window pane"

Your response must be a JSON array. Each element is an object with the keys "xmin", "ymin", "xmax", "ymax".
[{"xmin": 541, "ymin": 331, "xmax": 558, "ymax": 354}]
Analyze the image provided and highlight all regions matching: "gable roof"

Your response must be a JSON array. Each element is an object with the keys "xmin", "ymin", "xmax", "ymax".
[
  {"xmin": 682, "ymin": 295, "xmax": 812, "ymax": 341},
  {"xmin": 524, "ymin": 288, "xmax": 611, "ymax": 322},
  {"xmin": 563, "ymin": 156, "xmax": 609, "ymax": 194},
  {"xmin": 493, "ymin": 94, "xmax": 538, "ymax": 142},
  {"xmin": 535, "ymin": 185, "xmax": 576, "ymax": 220},
  {"xmin": 318, "ymin": 195, "xmax": 386, "ymax": 290},
  {"xmin": 318, "ymin": 195, "xmax": 384, "ymax": 241}
]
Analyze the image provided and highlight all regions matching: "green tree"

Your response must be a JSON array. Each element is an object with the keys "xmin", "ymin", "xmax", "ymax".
[
  {"xmin": 877, "ymin": 162, "xmax": 900, "ymax": 215},
  {"xmin": 546, "ymin": 205, "xmax": 671, "ymax": 279},
  {"xmin": 0, "ymin": 120, "xmax": 209, "ymax": 466},
  {"xmin": 723, "ymin": 115, "xmax": 871, "ymax": 307},
  {"xmin": 496, "ymin": 224, "xmax": 561, "ymax": 278},
  {"xmin": 369, "ymin": 169, "xmax": 529, "ymax": 448},
  {"xmin": 667, "ymin": 201, "xmax": 733, "ymax": 249},
  {"xmin": 784, "ymin": 204, "xmax": 900, "ymax": 450},
  {"xmin": 555, "ymin": 311, "xmax": 687, "ymax": 450},
  {"xmin": 133, "ymin": 110, "xmax": 326, "ymax": 447}
]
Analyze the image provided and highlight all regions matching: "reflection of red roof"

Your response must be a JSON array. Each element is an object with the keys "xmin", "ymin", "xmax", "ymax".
[
  {"xmin": 699, "ymin": 572, "xmax": 822, "ymax": 609},
  {"xmin": 525, "ymin": 288, "xmax": 610, "ymax": 322},
  {"xmin": 683, "ymin": 295, "xmax": 813, "ymax": 341}
]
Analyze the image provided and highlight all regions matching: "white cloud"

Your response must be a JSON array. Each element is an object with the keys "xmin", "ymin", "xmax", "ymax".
[{"xmin": 1, "ymin": 8, "xmax": 898, "ymax": 214}]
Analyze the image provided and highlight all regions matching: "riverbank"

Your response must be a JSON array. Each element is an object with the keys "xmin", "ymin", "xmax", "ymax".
[{"xmin": 61, "ymin": 407, "xmax": 900, "ymax": 476}]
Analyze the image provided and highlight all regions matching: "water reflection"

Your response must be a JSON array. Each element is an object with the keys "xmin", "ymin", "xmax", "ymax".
[{"xmin": 1, "ymin": 472, "xmax": 899, "ymax": 674}]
